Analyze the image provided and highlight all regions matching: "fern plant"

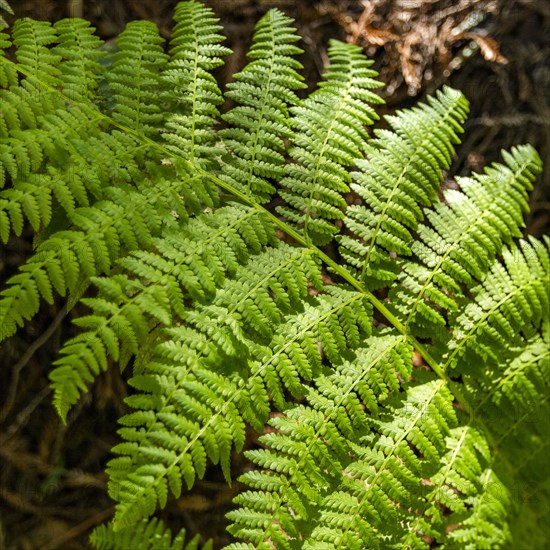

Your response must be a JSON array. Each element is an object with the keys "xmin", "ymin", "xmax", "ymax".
[{"xmin": 0, "ymin": 2, "xmax": 548, "ymax": 548}]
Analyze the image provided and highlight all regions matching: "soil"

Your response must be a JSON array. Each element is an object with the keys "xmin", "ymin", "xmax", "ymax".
[{"xmin": 0, "ymin": 1, "xmax": 548, "ymax": 548}]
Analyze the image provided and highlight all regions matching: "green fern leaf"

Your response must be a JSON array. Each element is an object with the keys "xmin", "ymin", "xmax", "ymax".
[
  {"xmin": 339, "ymin": 86, "xmax": 469, "ymax": 288},
  {"xmin": 0, "ymin": 5, "xmax": 547, "ymax": 548},
  {"xmin": 251, "ymin": 286, "xmax": 372, "ymax": 410},
  {"xmin": 301, "ymin": 379, "xmax": 457, "ymax": 548},
  {"xmin": 90, "ymin": 517, "xmax": 212, "ymax": 550},
  {"xmin": 0, "ymin": 29, "xmax": 18, "ymax": 85},
  {"xmin": 219, "ymin": 8, "xmax": 305, "ymax": 202},
  {"xmin": 12, "ymin": 18, "xmax": 61, "ymax": 85},
  {"xmin": 107, "ymin": 244, "xmax": 321, "ymax": 529},
  {"xmin": 107, "ymin": 21, "xmax": 168, "ymax": 135},
  {"xmin": 49, "ymin": 205, "xmax": 275, "ymax": 419},
  {"xmin": 0, "ymin": 162, "xmax": 219, "ymax": 342},
  {"xmin": 161, "ymin": 1, "xmax": 230, "ymax": 167},
  {"xmin": 53, "ymin": 18, "xmax": 105, "ymax": 101},
  {"xmin": 277, "ymin": 39, "xmax": 383, "ymax": 245},
  {"xmin": 449, "ymin": 236, "xmax": 549, "ymax": 368},
  {"xmin": 400, "ymin": 425, "xmax": 510, "ymax": 549},
  {"xmin": 227, "ymin": 333, "xmax": 415, "ymax": 547},
  {"xmin": 391, "ymin": 145, "xmax": 543, "ymax": 335}
]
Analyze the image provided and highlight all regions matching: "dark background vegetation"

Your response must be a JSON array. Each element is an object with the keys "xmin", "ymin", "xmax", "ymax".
[{"xmin": 0, "ymin": 1, "xmax": 548, "ymax": 548}]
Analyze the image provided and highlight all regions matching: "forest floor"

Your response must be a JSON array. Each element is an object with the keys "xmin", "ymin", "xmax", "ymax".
[{"xmin": 0, "ymin": 0, "xmax": 548, "ymax": 548}]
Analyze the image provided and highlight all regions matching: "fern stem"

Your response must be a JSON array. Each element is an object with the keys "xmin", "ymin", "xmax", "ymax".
[
  {"xmin": 4, "ymin": 52, "xmax": 475, "ymax": 410},
  {"xmin": 204, "ymin": 167, "xmax": 480, "ymax": 424}
]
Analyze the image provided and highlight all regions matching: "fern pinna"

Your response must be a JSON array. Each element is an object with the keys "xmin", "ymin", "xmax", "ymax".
[{"xmin": 0, "ymin": 2, "xmax": 547, "ymax": 548}]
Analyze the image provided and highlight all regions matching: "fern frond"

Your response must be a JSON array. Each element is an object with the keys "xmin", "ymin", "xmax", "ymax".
[
  {"xmin": 0, "ymin": 85, "xmax": 45, "ymax": 141},
  {"xmin": 302, "ymin": 379, "xmax": 457, "ymax": 548},
  {"xmin": 107, "ymin": 21, "xmax": 168, "ymax": 135},
  {"xmin": 12, "ymin": 18, "xmax": 61, "ymax": 85},
  {"xmin": 90, "ymin": 517, "xmax": 212, "ymax": 550},
  {"xmin": 505, "ymin": 391, "xmax": 550, "ymax": 549},
  {"xmin": 391, "ymin": 145, "xmax": 543, "ymax": 335},
  {"xmin": 398, "ymin": 425, "xmax": 510, "ymax": 549},
  {"xmin": 339, "ymin": 86, "xmax": 469, "ymax": 288},
  {"xmin": 0, "ymin": 168, "xmax": 199, "ymax": 342},
  {"xmin": 219, "ymin": 8, "xmax": 304, "ymax": 202},
  {"xmin": 50, "ymin": 204, "xmax": 275, "ymax": 420},
  {"xmin": 462, "ymin": 326, "xmax": 549, "ymax": 437},
  {"xmin": 0, "ymin": 174, "xmax": 51, "ymax": 237},
  {"xmin": 107, "ymin": 244, "xmax": 322, "ymax": 529},
  {"xmin": 277, "ymin": 39, "xmax": 383, "ymax": 245},
  {"xmin": 457, "ymin": 324, "xmax": 549, "ymax": 529},
  {"xmin": 1, "ymin": 5, "xmax": 547, "ymax": 548},
  {"xmin": 0, "ymin": 1, "xmax": 13, "ymax": 30},
  {"xmin": 53, "ymin": 18, "xmax": 105, "ymax": 101},
  {"xmin": 0, "ymin": 96, "xmax": 103, "ymax": 193},
  {"xmin": 252, "ymin": 285, "xmax": 372, "ymax": 411},
  {"xmin": 442, "ymin": 464, "xmax": 512, "ymax": 549},
  {"xmin": 0, "ymin": 129, "xmax": 225, "ymax": 338},
  {"xmin": 448, "ymin": 236, "xmax": 549, "ymax": 369},
  {"xmin": 0, "ymin": 71, "xmax": 153, "ymax": 236},
  {"xmin": 161, "ymin": 1, "xmax": 230, "ymax": 167},
  {"xmin": 227, "ymin": 333, "xmax": 414, "ymax": 547},
  {"xmin": 0, "ymin": 29, "xmax": 17, "ymax": 85},
  {"xmin": 488, "ymin": 394, "xmax": 549, "ymax": 532}
]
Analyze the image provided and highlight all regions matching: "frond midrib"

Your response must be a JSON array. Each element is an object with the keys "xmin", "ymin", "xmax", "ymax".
[
  {"xmin": 301, "ymin": 56, "xmax": 358, "ymax": 240},
  {"xmin": 256, "ymin": 291, "xmax": 365, "ymax": 377},
  {"xmin": 244, "ymin": 11, "xmax": 278, "ymax": 196},
  {"xmin": 188, "ymin": 9, "xmax": 200, "ymax": 161}
]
